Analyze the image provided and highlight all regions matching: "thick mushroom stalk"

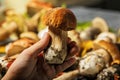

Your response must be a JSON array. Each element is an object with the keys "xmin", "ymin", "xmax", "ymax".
[
  {"xmin": 46, "ymin": 27, "xmax": 67, "ymax": 64},
  {"xmin": 42, "ymin": 7, "xmax": 76, "ymax": 64}
]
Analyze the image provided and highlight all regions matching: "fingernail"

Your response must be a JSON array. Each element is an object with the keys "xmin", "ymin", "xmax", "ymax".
[{"xmin": 38, "ymin": 28, "xmax": 48, "ymax": 39}]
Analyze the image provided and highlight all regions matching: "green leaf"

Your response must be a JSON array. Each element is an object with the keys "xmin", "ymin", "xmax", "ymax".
[
  {"xmin": 61, "ymin": 3, "xmax": 67, "ymax": 8},
  {"xmin": 76, "ymin": 21, "xmax": 91, "ymax": 31},
  {"xmin": 109, "ymin": 27, "xmax": 116, "ymax": 33}
]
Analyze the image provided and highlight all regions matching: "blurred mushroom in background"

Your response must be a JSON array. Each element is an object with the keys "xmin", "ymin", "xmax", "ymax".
[
  {"xmin": 27, "ymin": 0, "xmax": 53, "ymax": 17},
  {"xmin": 79, "ymin": 17, "xmax": 109, "ymax": 41},
  {"xmin": 95, "ymin": 32, "xmax": 117, "ymax": 43},
  {"xmin": 96, "ymin": 63, "xmax": 120, "ymax": 80}
]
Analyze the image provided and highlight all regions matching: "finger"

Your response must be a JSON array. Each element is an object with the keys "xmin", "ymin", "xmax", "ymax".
[
  {"xmin": 67, "ymin": 41, "xmax": 76, "ymax": 49},
  {"xmin": 37, "ymin": 53, "xmax": 44, "ymax": 62},
  {"xmin": 22, "ymin": 32, "xmax": 50, "ymax": 57},
  {"xmin": 67, "ymin": 42, "xmax": 79, "ymax": 59},
  {"xmin": 43, "ymin": 63, "xmax": 56, "ymax": 79},
  {"xmin": 55, "ymin": 57, "xmax": 76, "ymax": 74},
  {"xmin": 67, "ymin": 37, "xmax": 71, "ymax": 44},
  {"xmin": 66, "ymin": 47, "xmax": 78, "ymax": 60}
]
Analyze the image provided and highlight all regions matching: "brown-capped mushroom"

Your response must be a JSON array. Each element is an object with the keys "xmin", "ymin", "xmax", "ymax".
[
  {"xmin": 27, "ymin": 0, "xmax": 53, "ymax": 16},
  {"xmin": 5, "ymin": 38, "xmax": 36, "ymax": 58},
  {"xmin": 0, "ymin": 28, "xmax": 10, "ymax": 41},
  {"xmin": 42, "ymin": 7, "xmax": 77, "ymax": 64},
  {"xmin": 0, "ymin": 21, "xmax": 18, "ymax": 41},
  {"xmin": 95, "ymin": 40, "xmax": 120, "ymax": 64},
  {"xmin": 20, "ymin": 32, "xmax": 40, "ymax": 42},
  {"xmin": 77, "ymin": 40, "xmax": 120, "ymax": 76},
  {"xmin": 2, "ymin": 21, "xmax": 18, "ymax": 33}
]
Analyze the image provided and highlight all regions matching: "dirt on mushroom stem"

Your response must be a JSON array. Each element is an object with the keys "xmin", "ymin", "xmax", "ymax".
[
  {"xmin": 42, "ymin": 7, "xmax": 77, "ymax": 64},
  {"xmin": 44, "ymin": 26, "xmax": 67, "ymax": 64}
]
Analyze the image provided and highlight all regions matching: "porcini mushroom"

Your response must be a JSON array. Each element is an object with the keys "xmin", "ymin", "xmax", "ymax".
[
  {"xmin": 20, "ymin": 32, "xmax": 40, "ymax": 42},
  {"xmin": 5, "ymin": 38, "xmax": 36, "ymax": 58},
  {"xmin": 95, "ymin": 40, "xmax": 120, "ymax": 64},
  {"xmin": 0, "ymin": 21, "xmax": 18, "ymax": 41},
  {"xmin": 42, "ymin": 7, "xmax": 76, "ymax": 64},
  {"xmin": 79, "ymin": 49, "xmax": 108, "ymax": 76}
]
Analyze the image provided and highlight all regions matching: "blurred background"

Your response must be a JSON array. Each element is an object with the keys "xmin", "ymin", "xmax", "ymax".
[
  {"xmin": 0, "ymin": 0, "xmax": 120, "ymax": 29},
  {"xmin": 1, "ymin": 0, "xmax": 120, "ymax": 13}
]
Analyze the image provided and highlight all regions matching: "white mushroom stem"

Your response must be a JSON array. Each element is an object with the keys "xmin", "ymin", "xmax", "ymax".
[
  {"xmin": 88, "ymin": 49, "xmax": 111, "ymax": 66},
  {"xmin": 95, "ymin": 32, "xmax": 117, "ymax": 43},
  {"xmin": 79, "ymin": 49, "xmax": 108, "ymax": 76},
  {"xmin": 45, "ymin": 26, "xmax": 67, "ymax": 64}
]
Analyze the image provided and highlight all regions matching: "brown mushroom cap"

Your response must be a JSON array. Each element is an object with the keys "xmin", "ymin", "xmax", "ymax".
[
  {"xmin": 20, "ymin": 32, "xmax": 40, "ymax": 41},
  {"xmin": 42, "ymin": 7, "xmax": 77, "ymax": 31},
  {"xmin": 5, "ymin": 38, "xmax": 36, "ymax": 57},
  {"xmin": 96, "ymin": 40, "xmax": 120, "ymax": 63}
]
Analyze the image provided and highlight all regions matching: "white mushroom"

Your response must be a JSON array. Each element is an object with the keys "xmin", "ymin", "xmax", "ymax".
[
  {"xmin": 92, "ymin": 17, "xmax": 109, "ymax": 32},
  {"xmin": 95, "ymin": 32, "xmax": 117, "ymax": 43},
  {"xmin": 79, "ymin": 49, "xmax": 109, "ymax": 76},
  {"xmin": 68, "ymin": 30, "xmax": 82, "ymax": 46}
]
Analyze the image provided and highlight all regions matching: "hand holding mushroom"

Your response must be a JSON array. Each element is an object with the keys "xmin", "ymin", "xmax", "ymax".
[{"xmin": 42, "ymin": 7, "xmax": 77, "ymax": 64}]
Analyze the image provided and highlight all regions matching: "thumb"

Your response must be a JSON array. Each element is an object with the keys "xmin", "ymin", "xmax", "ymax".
[{"xmin": 22, "ymin": 32, "xmax": 50, "ymax": 57}]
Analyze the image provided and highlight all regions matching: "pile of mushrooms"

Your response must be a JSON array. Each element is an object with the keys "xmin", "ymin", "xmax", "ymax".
[
  {"xmin": 80, "ymin": 17, "xmax": 109, "ymax": 41},
  {"xmin": 54, "ymin": 17, "xmax": 120, "ymax": 80},
  {"xmin": 0, "ymin": 0, "xmax": 53, "ymax": 42},
  {"xmin": 0, "ymin": 2, "xmax": 120, "ymax": 79}
]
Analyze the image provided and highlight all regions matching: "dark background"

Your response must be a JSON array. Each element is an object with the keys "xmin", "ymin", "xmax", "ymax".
[{"xmin": 90, "ymin": 0, "xmax": 120, "ymax": 11}]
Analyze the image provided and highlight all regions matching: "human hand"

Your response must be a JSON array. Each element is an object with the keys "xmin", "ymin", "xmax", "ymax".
[{"xmin": 2, "ymin": 33, "xmax": 78, "ymax": 80}]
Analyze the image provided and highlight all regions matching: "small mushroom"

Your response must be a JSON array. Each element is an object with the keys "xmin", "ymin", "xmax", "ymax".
[
  {"xmin": 0, "ymin": 28, "xmax": 10, "ymax": 41},
  {"xmin": 0, "ymin": 21, "xmax": 18, "ymax": 41},
  {"xmin": 68, "ymin": 30, "xmax": 82, "ymax": 46},
  {"xmin": 95, "ymin": 40, "xmax": 120, "ymax": 64},
  {"xmin": 27, "ymin": 0, "xmax": 53, "ymax": 16},
  {"xmin": 2, "ymin": 21, "xmax": 18, "ymax": 34},
  {"xmin": 20, "ymin": 32, "xmax": 40, "ymax": 42},
  {"xmin": 80, "ymin": 27, "xmax": 101, "ymax": 41},
  {"xmin": 79, "ymin": 17, "xmax": 109, "ymax": 41},
  {"xmin": 95, "ymin": 32, "xmax": 117, "ymax": 43},
  {"xmin": 5, "ymin": 38, "xmax": 36, "ymax": 58},
  {"xmin": 42, "ymin": 7, "xmax": 76, "ymax": 64},
  {"xmin": 92, "ymin": 17, "xmax": 109, "ymax": 32}
]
